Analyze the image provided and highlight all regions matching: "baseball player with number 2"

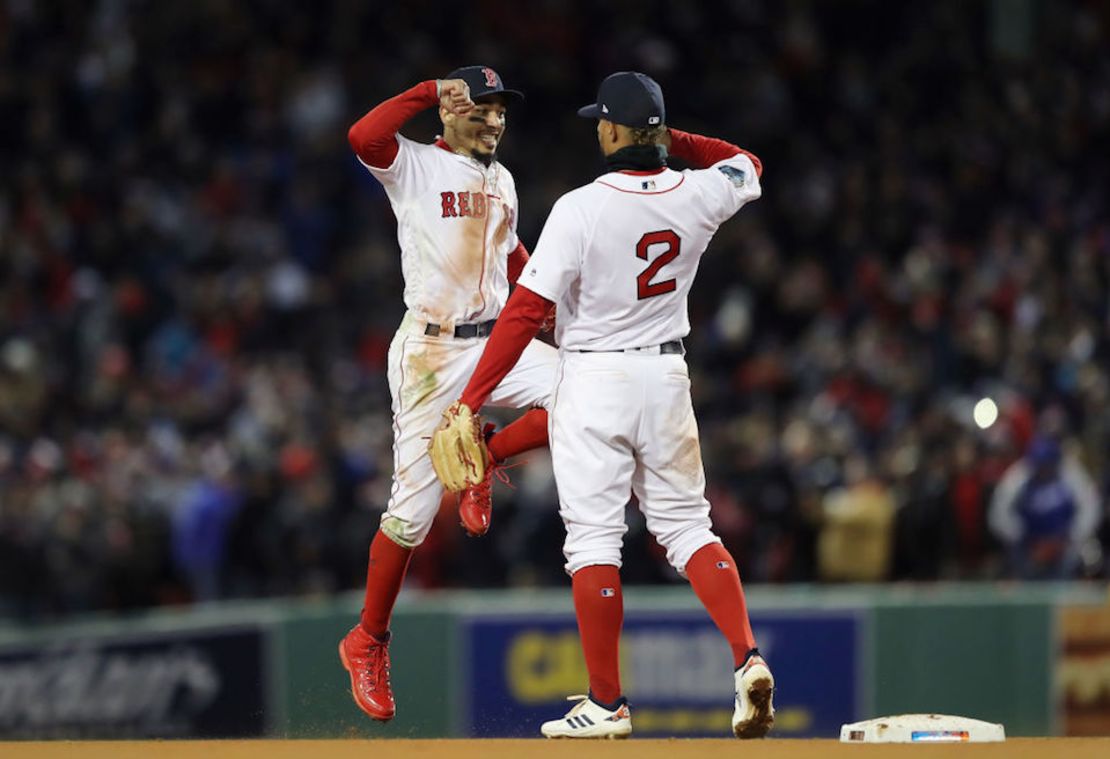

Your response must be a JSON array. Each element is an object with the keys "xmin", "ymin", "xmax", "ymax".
[
  {"xmin": 338, "ymin": 66, "xmax": 558, "ymax": 723},
  {"xmin": 431, "ymin": 71, "xmax": 774, "ymax": 739}
]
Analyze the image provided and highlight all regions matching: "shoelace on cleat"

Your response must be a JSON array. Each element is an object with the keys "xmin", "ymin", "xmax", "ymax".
[
  {"xmin": 489, "ymin": 459, "xmax": 523, "ymax": 489},
  {"xmin": 356, "ymin": 639, "xmax": 390, "ymax": 690},
  {"xmin": 469, "ymin": 459, "xmax": 520, "ymax": 499},
  {"xmin": 563, "ymin": 695, "xmax": 590, "ymax": 717}
]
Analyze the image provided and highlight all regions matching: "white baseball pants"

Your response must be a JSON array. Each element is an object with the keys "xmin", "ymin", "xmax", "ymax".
[
  {"xmin": 550, "ymin": 349, "xmax": 720, "ymax": 576},
  {"xmin": 382, "ymin": 311, "xmax": 557, "ymax": 547}
]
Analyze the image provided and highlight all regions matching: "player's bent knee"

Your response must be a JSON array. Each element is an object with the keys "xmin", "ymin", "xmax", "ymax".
[
  {"xmin": 379, "ymin": 514, "xmax": 430, "ymax": 549},
  {"xmin": 661, "ymin": 527, "xmax": 721, "ymax": 576},
  {"xmin": 564, "ymin": 550, "xmax": 623, "ymax": 577}
]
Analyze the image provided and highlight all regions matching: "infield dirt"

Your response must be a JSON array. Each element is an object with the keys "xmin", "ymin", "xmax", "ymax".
[{"xmin": 3, "ymin": 738, "xmax": 1110, "ymax": 759}]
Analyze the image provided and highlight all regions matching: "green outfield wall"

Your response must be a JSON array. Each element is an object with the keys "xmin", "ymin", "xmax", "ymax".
[{"xmin": 0, "ymin": 583, "xmax": 1105, "ymax": 739}]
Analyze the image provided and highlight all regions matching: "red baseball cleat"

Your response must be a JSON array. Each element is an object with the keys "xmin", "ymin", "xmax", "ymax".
[
  {"xmin": 459, "ymin": 424, "xmax": 511, "ymax": 537},
  {"xmin": 459, "ymin": 455, "xmax": 516, "ymax": 537},
  {"xmin": 338, "ymin": 625, "xmax": 395, "ymax": 721},
  {"xmin": 458, "ymin": 462, "xmax": 495, "ymax": 537}
]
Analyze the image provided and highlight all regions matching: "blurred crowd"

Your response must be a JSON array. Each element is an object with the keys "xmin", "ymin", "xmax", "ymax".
[{"xmin": 2, "ymin": 0, "xmax": 1109, "ymax": 621}]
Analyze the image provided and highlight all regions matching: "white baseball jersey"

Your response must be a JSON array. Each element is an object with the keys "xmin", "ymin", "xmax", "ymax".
[
  {"xmin": 522, "ymin": 150, "xmax": 762, "ymax": 576},
  {"xmin": 522, "ymin": 152, "xmax": 761, "ymax": 350},
  {"xmin": 364, "ymin": 134, "xmax": 557, "ymax": 550},
  {"xmin": 362, "ymin": 134, "xmax": 520, "ymax": 327}
]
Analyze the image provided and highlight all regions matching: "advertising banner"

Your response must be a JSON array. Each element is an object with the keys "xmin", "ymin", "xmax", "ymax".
[
  {"xmin": 1058, "ymin": 604, "xmax": 1110, "ymax": 736},
  {"xmin": 462, "ymin": 609, "xmax": 861, "ymax": 738},
  {"xmin": 0, "ymin": 625, "xmax": 268, "ymax": 738}
]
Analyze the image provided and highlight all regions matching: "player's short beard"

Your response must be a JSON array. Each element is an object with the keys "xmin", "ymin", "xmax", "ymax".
[{"xmin": 470, "ymin": 148, "xmax": 496, "ymax": 167}]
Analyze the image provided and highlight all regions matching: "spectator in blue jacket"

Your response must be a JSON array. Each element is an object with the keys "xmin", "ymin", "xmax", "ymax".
[{"xmin": 988, "ymin": 437, "xmax": 1101, "ymax": 580}]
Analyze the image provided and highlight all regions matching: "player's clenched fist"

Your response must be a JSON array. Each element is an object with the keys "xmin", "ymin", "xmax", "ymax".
[
  {"xmin": 438, "ymin": 78, "xmax": 474, "ymax": 116},
  {"xmin": 429, "ymin": 400, "xmax": 489, "ymax": 492}
]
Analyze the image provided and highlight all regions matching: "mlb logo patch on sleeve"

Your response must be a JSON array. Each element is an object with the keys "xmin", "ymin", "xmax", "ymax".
[{"xmin": 717, "ymin": 165, "xmax": 747, "ymax": 187}]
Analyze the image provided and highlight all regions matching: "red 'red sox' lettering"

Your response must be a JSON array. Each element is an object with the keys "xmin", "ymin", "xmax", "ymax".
[{"xmin": 440, "ymin": 191, "xmax": 490, "ymax": 219}]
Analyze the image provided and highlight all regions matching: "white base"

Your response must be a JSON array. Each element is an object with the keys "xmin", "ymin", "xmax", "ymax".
[{"xmin": 840, "ymin": 714, "xmax": 1006, "ymax": 743}]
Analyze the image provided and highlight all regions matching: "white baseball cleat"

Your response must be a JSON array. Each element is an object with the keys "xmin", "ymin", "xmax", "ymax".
[
  {"xmin": 733, "ymin": 653, "xmax": 775, "ymax": 738},
  {"xmin": 540, "ymin": 694, "xmax": 632, "ymax": 739}
]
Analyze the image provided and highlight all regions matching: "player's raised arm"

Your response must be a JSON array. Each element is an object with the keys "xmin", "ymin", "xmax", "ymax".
[
  {"xmin": 667, "ymin": 128, "xmax": 763, "ymax": 176},
  {"xmin": 347, "ymin": 78, "xmax": 475, "ymax": 168},
  {"xmin": 667, "ymin": 127, "xmax": 763, "ymax": 227}
]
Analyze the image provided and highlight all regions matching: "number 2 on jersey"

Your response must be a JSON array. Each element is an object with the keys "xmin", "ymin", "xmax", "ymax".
[{"xmin": 636, "ymin": 229, "xmax": 681, "ymax": 300}]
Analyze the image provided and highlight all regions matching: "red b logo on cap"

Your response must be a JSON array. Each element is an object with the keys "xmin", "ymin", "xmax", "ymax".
[{"xmin": 482, "ymin": 67, "xmax": 498, "ymax": 88}]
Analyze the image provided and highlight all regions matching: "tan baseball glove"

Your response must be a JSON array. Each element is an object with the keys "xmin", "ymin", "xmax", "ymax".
[{"xmin": 429, "ymin": 400, "xmax": 489, "ymax": 492}]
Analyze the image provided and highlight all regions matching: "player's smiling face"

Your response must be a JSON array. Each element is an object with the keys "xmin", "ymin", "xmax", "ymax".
[{"xmin": 444, "ymin": 95, "xmax": 507, "ymax": 164}]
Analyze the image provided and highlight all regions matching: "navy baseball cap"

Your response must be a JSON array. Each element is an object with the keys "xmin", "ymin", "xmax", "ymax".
[
  {"xmin": 446, "ymin": 65, "xmax": 524, "ymax": 102},
  {"xmin": 577, "ymin": 71, "xmax": 665, "ymax": 128}
]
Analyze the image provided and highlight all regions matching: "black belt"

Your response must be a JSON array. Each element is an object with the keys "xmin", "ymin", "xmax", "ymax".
[
  {"xmin": 574, "ymin": 339, "xmax": 685, "ymax": 355},
  {"xmin": 424, "ymin": 319, "xmax": 497, "ymax": 338}
]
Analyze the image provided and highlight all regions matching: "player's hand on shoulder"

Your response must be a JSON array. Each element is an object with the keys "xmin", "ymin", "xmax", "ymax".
[{"xmin": 438, "ymin": 78, "xmax": 474, "ymax": 116}]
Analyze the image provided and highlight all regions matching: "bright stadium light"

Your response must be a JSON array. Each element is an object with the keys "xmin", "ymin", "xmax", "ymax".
[{"xmin": 973, "ymin": 398, "xmax": 999, "ymax": 429}]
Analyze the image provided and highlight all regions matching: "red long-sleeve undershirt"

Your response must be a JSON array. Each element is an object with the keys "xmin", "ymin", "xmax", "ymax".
[
  {"xmin": 461, "ymin": 285, "xmax": 552, "ymax": 409},
  {"xmin": 507, "ymin": 243, "xmax": 529, "ymax": 285},
  {"xmin": 668, "ymin": 128, "xmax": 763, "ymax": 177},
  {"xmin": 348, "ymin": 80, "xmax": 439, "ymax": 168}
]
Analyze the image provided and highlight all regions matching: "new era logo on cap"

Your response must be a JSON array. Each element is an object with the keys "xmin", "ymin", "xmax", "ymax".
[
  {"xmin": 577, "ymin": 71, "xmax": 665, "ymax": 128},
  {"xmin": 600, "ymin": 588, "xmax": 616, "ymax": 597}
]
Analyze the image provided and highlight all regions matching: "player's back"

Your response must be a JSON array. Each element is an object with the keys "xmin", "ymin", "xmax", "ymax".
[{"xmin": 526, "ymin": 152, "xmax": 760, "ymax": 352}]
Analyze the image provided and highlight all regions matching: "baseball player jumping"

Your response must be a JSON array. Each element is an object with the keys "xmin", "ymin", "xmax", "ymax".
[
  {"xmin": 339, "ymin": 66, "xmax": 558, "ymax": 722},
  {"xmin": 431, "ymin": 71, "xmax": 774, "ymax": 739}
]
